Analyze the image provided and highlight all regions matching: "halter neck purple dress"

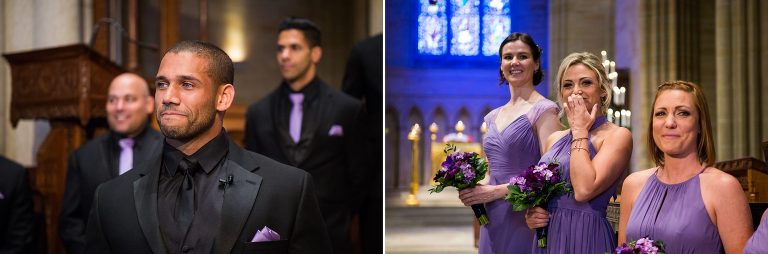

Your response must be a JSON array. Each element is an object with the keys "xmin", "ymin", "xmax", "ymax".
[
  {"xmin": 479, "ymin": 99, "xmax": 558, "ymax": 254},
  {"xmin": 533, "ymin": 116, "xmax": 619, "ymax": 254},
  {"xmin": 626, "ymin": 166, "xmax": 723, "ymax": 254},
  {"xmin": 745, "ymin": 209, "xmax": 768, "ymax": 254}
]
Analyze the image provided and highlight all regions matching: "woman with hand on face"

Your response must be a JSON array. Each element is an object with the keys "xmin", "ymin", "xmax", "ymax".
[
  {"xmin": 457, "ymin": 32, "xmax": 561, "ymax": 254},
  {"xmin": 524, "ymin": 52, "xmax": 633, "ymax": 253},
  {"xmin": 619, "ymin": 81, "xmax": 752, "ymax": 254}
]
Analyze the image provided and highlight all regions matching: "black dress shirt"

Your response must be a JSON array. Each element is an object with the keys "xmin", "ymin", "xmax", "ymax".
[
  {"xmin": 276, "ymin": 77, "xmax": 322, "ymax": 136},
  {"xmin": 158, "ymin": 130, "xmax": 229, "ymax": 254}
]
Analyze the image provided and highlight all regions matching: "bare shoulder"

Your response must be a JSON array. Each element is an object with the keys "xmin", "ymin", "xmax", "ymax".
[
  {"xmin": 545, "ymin": 130, "xmax": 570, "ymax": 150},
  {"xmin": 605, "ymin": 124, "xmax": 632, "ymax": 142},
  {"xmin": 699, "ymin": 167, "xmax": 742, "ymax": 191},
  {"xmin": 623, "ymin": 168, "xmax": 656, "ymax": 191}
]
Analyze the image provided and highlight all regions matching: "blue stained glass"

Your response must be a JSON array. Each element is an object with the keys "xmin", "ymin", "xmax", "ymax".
[
  {"xmin": 450, "ymin": 0, "xmax": 480, "ymax": 56},
  {"xmin": 452, "ymin": 0, "xmax": 479, "ymax": 14},
  {"xmin": 482, "ymin": 15, "xmax": 510, "ymax": 56},
  {"xmin": 418, "ymin": 0, "xmax": 448, "ymax": 55},
  {"xmin": 450, "ymin": 16, "xmax": 479, "ymax": 56},
  {"xmin": 483, "ymin": 0, "xmax": 509, "ymax": 15}
]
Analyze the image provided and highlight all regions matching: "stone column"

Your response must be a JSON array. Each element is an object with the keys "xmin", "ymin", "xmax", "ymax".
[
  {"xmin": 548, "ymin": 0, "xmax": 615, "ymax": 94},
  {"xmin": 715, "ymin": 0, "xmax": 768, "ymax": 161}
]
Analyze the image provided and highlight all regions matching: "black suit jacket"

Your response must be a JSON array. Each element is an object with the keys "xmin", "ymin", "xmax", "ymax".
[
  {"xmin": 85, "ymin": 134, "xmax": 332, "ymax": 254},
  {"xmin": 244, "ymin": 79, "xmax": 367, "ymax": 204},
  {"xmin": 0, "ymin": 156, "xmax": 33, "ymax": 254},
  {"xmin": 60, "ymin": 126, "xmax": 162, "ymax": 254}
]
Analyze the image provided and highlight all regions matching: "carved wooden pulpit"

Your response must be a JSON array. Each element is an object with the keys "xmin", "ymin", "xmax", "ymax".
[{"xmin": 3, "ymin": 44, "xmax": 124, "ymax": 254}]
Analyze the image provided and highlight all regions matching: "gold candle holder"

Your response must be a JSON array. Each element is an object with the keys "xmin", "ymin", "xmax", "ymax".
[{"xmin": 405, "ymin": 124, "xmax": 422, "ymax": 206}]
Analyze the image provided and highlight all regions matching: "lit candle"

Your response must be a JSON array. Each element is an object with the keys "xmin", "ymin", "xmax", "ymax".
[
  {"xmin": 619, "ymin": 87, "xmax": 626, "ymax": 105},
  {"xmin": 610, "ymin": 61, "xmax": 617, "ymax": 88},
  {"xmin": 614, "ymin": 111, "xmax": 621, "ymax": 126},
  {"xmin": 601, "ymin": 50, "xmax": 607, "ymax": 62},
  {"xmin": 626, "ymin": 111, "xmax": 632, "ymax": 128},
  {"xmin": 613, "ymin": 86, "xmax": 620, "ymax": 105},
  {"xmin": 607, "ymin": 108, "xmax": 614, "ymax": 123}
]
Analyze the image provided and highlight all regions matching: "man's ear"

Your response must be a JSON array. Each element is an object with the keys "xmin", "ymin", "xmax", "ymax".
[
  {"xmin": 311, "ymin": 46, "xmax": 322, "ymax": 64},
  {"xmin": 216, "ymin": 84, "xmax": 235, "ymax": 112}
]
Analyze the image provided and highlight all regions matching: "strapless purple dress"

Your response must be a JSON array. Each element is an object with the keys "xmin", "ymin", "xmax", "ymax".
[
  {"xmin": 745, "ymin": 209, "xmax": 768, "ymax": 254},
  {"xmin": 626, "ymin": 166, "xmax": 723, "ymax": 254},
  {"xmin": 479, "ymin": 99, "xmax": 558, "ymax": 254},
  {"xmin": 533, "ymin": 116, "xmax": 619, "ymax": 254}
]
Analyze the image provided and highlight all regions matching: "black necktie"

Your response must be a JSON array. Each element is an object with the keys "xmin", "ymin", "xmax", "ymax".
[{"xmin": 177, "ymin": 158, "xmax": 199, "ymax": 232}]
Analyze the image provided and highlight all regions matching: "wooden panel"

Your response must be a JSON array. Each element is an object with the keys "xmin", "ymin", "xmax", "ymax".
[
  {"xmin": 160, "ymin": 0, "xmax": 179, "ymax": 53},
  {"xmin": 3, "ymin": 45, "xmax": 124, "ymax": 126},
  {"xmin": 716, "ymin": 157, "xmax": 768, "ymax": 202}
]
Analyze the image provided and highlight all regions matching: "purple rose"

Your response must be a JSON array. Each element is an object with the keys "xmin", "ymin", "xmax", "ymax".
[{"xmin": 614, "ymin": 243, "xmax": 633, "ymax": 254}]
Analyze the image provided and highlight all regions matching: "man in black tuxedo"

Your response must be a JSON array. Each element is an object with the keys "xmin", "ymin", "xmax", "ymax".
[
  {"xmin": 0, "ymin": 155, "xmax": 33, "ymax": 254},
  {"xmin": 86, "ymin": 40, "xmax": 331, "ymax": 254},
  {"xmin": 244, "ymin": 17, "xmax": 366, "ymax": 254},
  {"xmin": 60, "ymin": 72, "xmax": 162, "ymax": 254},
  {"xmin": 341, "ymin": 34, "xmax": 382, "ymax": 254}
]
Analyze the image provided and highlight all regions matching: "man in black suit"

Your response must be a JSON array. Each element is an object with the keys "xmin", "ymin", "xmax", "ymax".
[
  {"xmin": 86, "ymin": 40, "xmax": 331, "ymax": 254},
  {"xmin": 244, "ymin": 17, "xmax": 366, "ymax": 254},
  {"xmin": 341, "ymin": 34, "xmax": 382, "ymax": 254},
  {"xmin": 60, "ymin": 72, "xmax": 162, "ymax": 254},
  {"xmin": 0, "ymin": 155, "xmax": 33, "ymax": 254}
]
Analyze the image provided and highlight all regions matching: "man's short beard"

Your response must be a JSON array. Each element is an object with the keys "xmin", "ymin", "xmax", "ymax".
[{"xmin": 158, "ymin": 106, "xmax": 216, "ymax": 142}]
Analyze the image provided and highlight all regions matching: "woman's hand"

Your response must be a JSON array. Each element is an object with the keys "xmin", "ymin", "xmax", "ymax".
[
  {"xmin": 458, "ymin": 184, "xmax": 503, "ymax": 206},
  {"xmin": 563, "ymin": 93, "xmax": 598, "ymax": 138},
  {"xmin": 525, "ymin": 207, "xmax": 550, "ymax": 229}
]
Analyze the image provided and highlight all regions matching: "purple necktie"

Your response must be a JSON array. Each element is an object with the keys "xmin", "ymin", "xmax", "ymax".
[
  {"xmin": 289, "ymin": 93, "xmax": 304, "ymax": 143},
  {"xmin": 118, "ymin": 138, "xmax": 134, "ymax": 175}
]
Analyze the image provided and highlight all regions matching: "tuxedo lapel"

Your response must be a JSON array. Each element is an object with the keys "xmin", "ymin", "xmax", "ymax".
[
  {"xmin": 133, "ymin": 156, "xmax": 167, "ymax": 254},
  {"xmin": 294, "ymin": 86, "xmax": 331, "ymax": 165},
  {"xmin": 216, "ymin": 144, "xmax": 263, "ymax": 254},
  {"xmin": 100, "ymin": 136, "xmax": 119, "ymax": 178}
]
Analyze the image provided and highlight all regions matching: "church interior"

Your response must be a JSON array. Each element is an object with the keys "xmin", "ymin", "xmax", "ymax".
[
  {"xmin": 386, "ymin": 0, "xmax": 768, "ymax": 253},
  {"xmin": 2, "ymin": 0, "xmax": 768, "ymax": 253},
  {"xmin": 1, "ymin": 0, "xmax": 381, "ymax": 253}
]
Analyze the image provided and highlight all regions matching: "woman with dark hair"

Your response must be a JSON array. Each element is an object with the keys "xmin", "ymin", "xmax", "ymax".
[
  {"xmin": 618, "ymin": 81, "xmax": 752, "ymax": 253},
  {"xmin": 458, "ymin": 32, "xmax": 561, "ymax": 253},
  {"xmin": 524, "ymin": 52, "xmax": 633, "ymax": 253}
]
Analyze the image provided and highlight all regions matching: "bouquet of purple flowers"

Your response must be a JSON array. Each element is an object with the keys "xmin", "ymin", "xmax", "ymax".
[
  {"xmin": 612, "ymin": 237, "xmax": 666, "ymax": 254},
  {"xmin": 429, "ymin": 144, "xmax": 489, "ymax": 225},
  {"xmin": 504, "ymin": 161, "xmax": 569, "ymax": 248}
]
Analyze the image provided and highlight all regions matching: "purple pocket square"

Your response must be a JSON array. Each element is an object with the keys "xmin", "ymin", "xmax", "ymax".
[
  {"xmin": 251, "ymin": 226, "xmax": 281, "ymax": 242},
  {"xmin": 328, "ymin": 125, "xmax": 343, "ymax": 136}
]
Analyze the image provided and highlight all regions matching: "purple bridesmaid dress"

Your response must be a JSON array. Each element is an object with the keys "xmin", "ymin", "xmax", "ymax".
[
  {"xmin": 745, "ymin": 209, "xmax": 768, "ymax": 254},
  {"xmin": 479, "ymin": 99, "xmax": 558, "ymax": 254},
  {"xmin": 533, "ymin": 116, "xmax": 619, "ymax": 254},
  {"xmin": 626, "ymin": 166, "xmax": 723, "ymax": 254}
]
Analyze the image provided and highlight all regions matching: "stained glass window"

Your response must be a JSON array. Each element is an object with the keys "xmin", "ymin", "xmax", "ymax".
[
  {"xmin": 482, "ymin": 0, "xmax": 510, "ymax": 56},
  {"xmin": 450, "ymin": 0, "xmax": 480, "ymax": 56},
  {"xmin": 418, "ymin": 0, "xmax": 509, "ymax": 57},
  {"xmin": 418, "ymin": 0, "xmax": 447, "ymax": 55}
]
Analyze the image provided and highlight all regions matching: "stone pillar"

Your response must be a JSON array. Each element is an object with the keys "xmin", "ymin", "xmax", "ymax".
[
  {"xmin": 548, "ymin": 0, "xmax": 615, "ymax": 93},
  {"xmin": 715, "ymin": 0, "xmax": 768, "ymax": 161},
  {"xmin": 632, "ymin": 0, "xmax": 718, "ymax": 169}
]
